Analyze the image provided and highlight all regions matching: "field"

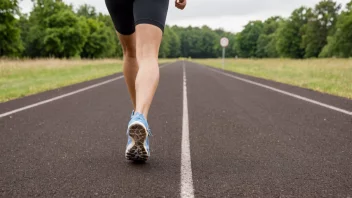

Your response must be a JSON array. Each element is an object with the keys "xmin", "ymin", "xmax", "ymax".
[
  {"xmin": 0, "ymin": 59, "xmax": 123, "ymax": 102},
  {"xmin": 1, "ymin": 58, "xmax": 351, "ymax": 103},
  {"xmin": 0, "ymin": 58, "xmax": 176, "ymax": 102},
  {"xmin": 194, "ymin": 58, "xmax": 352, "ymax": 99}
]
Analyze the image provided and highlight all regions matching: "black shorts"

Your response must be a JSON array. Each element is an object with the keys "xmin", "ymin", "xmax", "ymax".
[{"xmin": 105, "ymin": 0, "xmax": 170, "ymax": 35}]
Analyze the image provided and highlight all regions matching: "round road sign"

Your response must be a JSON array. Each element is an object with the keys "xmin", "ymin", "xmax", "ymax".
[{"xmin": 220, "ymin": 37, "xmax": 229, "ymax": 47}]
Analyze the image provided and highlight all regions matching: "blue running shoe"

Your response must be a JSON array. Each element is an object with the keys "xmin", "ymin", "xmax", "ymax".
[{"xmin": 125, "ymin": 111, "xmax": 151, "ymax": 161}]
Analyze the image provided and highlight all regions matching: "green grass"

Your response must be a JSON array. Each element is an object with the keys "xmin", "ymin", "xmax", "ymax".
[
  {"xmin": 0, "ymin": 59, "xmax": 123, "ymax": 102},
  {"xmin": 4, "ymin": 58, "xmax": 348, "ymax": 102},
  {"xmin": 194, "ymin": 58, "xmax": 352, "ymax": 99},
  {"xmin": 0, "ymin": 58, "xmax": 177, "ymax": 103}
]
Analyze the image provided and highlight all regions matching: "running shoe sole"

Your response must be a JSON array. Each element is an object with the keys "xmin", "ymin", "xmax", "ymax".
[{"xmin": 125, "ymin": 121, "xmax": 149, "ymax": 161}]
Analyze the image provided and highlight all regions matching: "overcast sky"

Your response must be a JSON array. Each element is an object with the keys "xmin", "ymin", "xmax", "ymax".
[{"xmin": 19, "ymin": 0, "xmax": 350, "ymax": 33}]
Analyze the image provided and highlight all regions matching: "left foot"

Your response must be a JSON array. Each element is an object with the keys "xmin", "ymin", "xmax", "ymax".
[{"xmin": 125, "ymin": 112, "xmax": 151, "ymax": 161}]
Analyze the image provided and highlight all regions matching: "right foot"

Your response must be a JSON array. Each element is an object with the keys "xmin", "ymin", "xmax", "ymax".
[{"xmin": 125, "ymin": 112, "xmax": 151, "ymax": 162}]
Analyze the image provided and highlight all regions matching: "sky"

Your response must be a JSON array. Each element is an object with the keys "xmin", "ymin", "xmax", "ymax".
[{"xmin": 19, "ymin": 0, "xmax": 350, "ymax": 33}]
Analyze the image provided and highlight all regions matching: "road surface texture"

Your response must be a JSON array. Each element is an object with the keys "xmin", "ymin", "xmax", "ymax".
[{"xmin": 1, "ymin": 61, "xmax": 351, "ymax": 197}]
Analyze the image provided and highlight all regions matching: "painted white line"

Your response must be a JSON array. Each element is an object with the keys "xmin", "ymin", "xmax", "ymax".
[
  {"xmin": 159, "ymin": 62, "xmax": 171, "ymax": 68},
  {"xmin": 0, "ymin": 77, "xmax": 123, "ymax": 119},
  {"xmin": 208, "ymin": 67, "xmax": 352, "ymax": 116},
  {"xmin": 0, "ymin": 62, "xmax": 175, "ymax": 119},
  {"xmin": 181, "ymin": 61, "xmax": 195, "ymax": 198}
]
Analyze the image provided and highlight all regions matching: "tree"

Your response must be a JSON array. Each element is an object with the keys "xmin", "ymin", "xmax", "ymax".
[
  {"xmin": 302, "ymin": 0, "xmax": 341, "ymax": 58},
  {"xmin": 178, "ymin": 26, "xmax": 193, "ymax": 57},
  {"xmin": 321, "ymin": 0, "xmax": 352, "ymax": 57},
  {"xmin": 97, "ymin": 14, "xmax": 122, "ymax": 58},
  {"xmin": 266, "ymin": 33, "xmax": 280, "ymax": 58},
  {"xmin": 236, "ymin": 20, "xmax": 263, "ymax": 58},
  {"xmin": 159, "ymin": 26, "xmax": 182, "ymax": 58},
  {"xmin": 256, "ymin": 16, "xmax": 282, "ymax": 58},
  {"xmin": 256, "ymin": 34, "xmax": 270, "ymax": 58},
  {"xmin": 197, "ymin": 26, "xmax": 218, "ymax": 58},
  {"xmin": 26, "ymin": 0, "xmax": 89, "ymax": 58},
  {"xmin": 175, "ymin": 25, "xmax": 218, "ymax": 58},
  {"xmin": 276, "ymin": 7, "xmax": 311, "ymax": 58},
  {"xmin": 18, "ymin": 14, "xmax": 30, "ymax": 57},
  {"xmin": 159, "ymin": 26, "xmax": 172, "ymax": 58},
  {"xmin": 168, "ymin": 30, "xmax": 181, "ymax": 58},
  {"xmin": 5, "ymin": 0, "xmax": 352, "ymax": 59},
  {"xmin": 77, "ymin": 4, "xmax": 97, "ymax": 18},
  {"xmin": 0, "ymin": 0, "xmax": 23, "ymax": 56},
  {"xmin": 44, "ymin": 11, "xmax": 89, "ymax": 58},
  {"xmin": 80, "ymin": 18, "xmax": 112, "ymax": 58}
]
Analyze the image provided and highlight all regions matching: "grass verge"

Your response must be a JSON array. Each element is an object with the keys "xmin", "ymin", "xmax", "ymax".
[
  {"xmin": 194, "ymin": 58, "xmax": 352, "ymax": 99},
  {"xmin": 0, "ymin": 58, "xmax": 177, "ymax": 103},
  {"xmin": 0, "ymin": 59, "xmax": 123, "ymax": 102}
]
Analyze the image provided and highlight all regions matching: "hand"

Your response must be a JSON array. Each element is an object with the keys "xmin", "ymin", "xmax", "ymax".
[{"xmin": 175, "ymin": 0, "xmax": 187, "ymax": 10}]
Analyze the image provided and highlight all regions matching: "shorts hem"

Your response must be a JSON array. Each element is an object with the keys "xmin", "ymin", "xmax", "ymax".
[
  {"xmin": 116, "ymin": 29, "xmax": 136, "ymax": 35},
  {"xmin": 135, "ymin": 18, "xmax": 165, "ymax": 32}
]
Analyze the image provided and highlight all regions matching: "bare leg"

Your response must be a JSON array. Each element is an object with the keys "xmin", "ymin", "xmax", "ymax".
[
  {"xmin": 134, "ymin": 24, "xmax": 163, "ymax": 119},
  {"xmin": 118, "ymin": 33, "xmax": 138, "ymax": 109}
]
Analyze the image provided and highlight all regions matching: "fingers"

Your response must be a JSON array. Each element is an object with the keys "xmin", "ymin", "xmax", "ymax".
[
  {"xmin": 175, "ymin": 0, "xmax": 186, "ymax": 10},
  {"xmin": 175, "ymin": 2, "xmax": 186, "ymax": 10}
]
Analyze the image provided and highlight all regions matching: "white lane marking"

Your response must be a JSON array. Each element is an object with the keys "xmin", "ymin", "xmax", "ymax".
[
  {"xmin": 0, "ymin": 62, "xmax": 175, "ymax": 118},
  {"xmin": 181, "ymin": 61, "xmax": 195, "ymax": 198},
  {"xmin": 207, "ymin": 67, "xmax": 352, "ymax": 116},
  {"xmin": 0, "ymin": 77, "xmax": 123, "ymax": 119},
  {"xmin": 159, "ymin": 63, "xmax": 171, "ymax": 69}
]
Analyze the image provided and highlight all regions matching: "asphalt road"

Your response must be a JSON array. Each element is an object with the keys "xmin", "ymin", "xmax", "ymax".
[{"xmin": 1, "ymin": 61, "xmax": 351, "ymax": 197}]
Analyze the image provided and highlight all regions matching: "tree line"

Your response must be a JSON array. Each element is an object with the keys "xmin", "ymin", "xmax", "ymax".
[{"xmin": 1, "ymin": 0, "xmax": 352, "ymax": 59}]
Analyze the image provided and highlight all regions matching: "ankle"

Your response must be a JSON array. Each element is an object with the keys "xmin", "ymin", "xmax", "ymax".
[{"xmin": 134, "ymin": 110, "xmax": 148, "ymax": 120}]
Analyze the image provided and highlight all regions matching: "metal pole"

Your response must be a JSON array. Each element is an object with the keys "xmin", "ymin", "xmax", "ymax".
[{"xmin": 222, "ymin": 47, "xmax": 225, "ymax": 70}]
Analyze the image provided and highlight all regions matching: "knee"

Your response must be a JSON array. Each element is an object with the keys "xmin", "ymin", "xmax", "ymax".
[
  {"xmin": 124, "ymin": 50, "xmax": 137, "ymax": 58},
  {"xmin": 122, "ymin": 46, "xmax": 136, "ymax": 58},
  {"xmin": 136, "ymin": 55, "xmax": 158, "ymax": 65},
  {"xmin": 136, "ymin": 50, "xmax": 158, "ymax": 68},
  {"xmin": 136, "ymin": 50, "xmax": 158, "ymax": 63}
]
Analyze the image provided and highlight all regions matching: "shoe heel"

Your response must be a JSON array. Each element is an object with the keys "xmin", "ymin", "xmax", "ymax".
[{"xmin": 126, "ymin": 122, "xmax": 149, "ymax": 161}]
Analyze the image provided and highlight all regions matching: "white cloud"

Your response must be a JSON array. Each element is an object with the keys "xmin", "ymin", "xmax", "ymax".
[{"xmin": 19, "ymin": 0, "xmax": 351, "ymax": 33}]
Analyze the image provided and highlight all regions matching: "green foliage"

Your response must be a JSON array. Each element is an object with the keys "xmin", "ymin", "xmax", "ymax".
[
  {"xmin": 26, "ymin": 0, "xmax": 88, "ymax": 58},
  {"xmin": 168, "ymin": 28, "xmax": 181, "ymax": 58},
  {"xmin": 0, "ymin": 0, "xmax": 23, "ymax": 56},
  {"xmin": 173, "ymin": 25, "xmax": 219, "ymax": 58},
  {"xmin": 256, "ymin": 34, "xmax": 270, "ymax": 58},
  {"xmin": 77, "ymin": 4, "xmax": 97, "ymax": 18},
  {"xmin": 236, "ymin": 21, "xmax": 263, "ymax": 58},
  {"xmin": 321, "ymin": 0, "xmax": 352, "ymax": 57},
  {"xmin": 43, "ymin": 11, "xmax": 89, "ymax": 58},
  {"xmin": 256, "ymin": 17, "xmax": 282, "ymax": 58},
  {"xmin": 276, "ymin": 7, "xmax": 311, "ymax": 58},
  {"xmin": 3, "ymin": 0, "xmax": 352, "ymax": 59},
  {"xmin": 81, "ymin": 18, "xmax": 111, "ymax": 58},
  {"xmin": 159, "ymin": 26, "xmax": 172, "ymax": 58},
  {"xmin": 303, "ymin": 0, "xmax": 341, "ymax": 58},
  {"xmin": 18, "ymin": 14, "xmax": 30, "ymax": 57},
  {"xmin": 97, "ymin": 14, "xmax": 122, "ymax": 58},
  {"xmin": 266, "ymin": 34, "xmax": 279, "ymax": 58}
]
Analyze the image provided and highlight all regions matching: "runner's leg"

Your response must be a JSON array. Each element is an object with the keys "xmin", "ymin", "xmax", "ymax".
[
  {"xmin": 105, "ymin": 0, "xmax": 138, "ymax": 109},
  {"xmin": 105, "ymin": 0, "xmax": 169, "ymax": 161},
  {"xmin": 118, "ymin": 33, "xmax": 138, "ymax": 109},
  {"xmin": 134, "ymin": 24, "xmax": 163, "ymax": 119},
  {"xmin": 133, "ymin": 0, "xmax": 170, "ymax": 119}
]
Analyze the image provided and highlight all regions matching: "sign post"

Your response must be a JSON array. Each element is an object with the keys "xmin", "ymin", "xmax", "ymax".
[{"xmin": 220, "ymin": 37, "xmax": 229, "ymax": 70}]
